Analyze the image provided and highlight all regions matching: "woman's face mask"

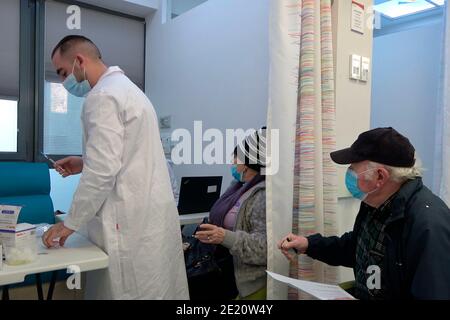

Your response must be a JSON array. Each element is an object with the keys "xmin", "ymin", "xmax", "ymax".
[
  {"xmin": 231, "ymin": 165, "xmax": 245, "ymax": 183},
  {"xmin": 345, "ymin": 167, "xmax": 379, "ymax": 201},
  {"xmin": 63, "ymin": 59, "xmax": 92, "ymax": 97}
]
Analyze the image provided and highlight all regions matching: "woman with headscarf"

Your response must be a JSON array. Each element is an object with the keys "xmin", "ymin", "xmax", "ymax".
[{"xmin": 195, "ymin": 127, "xmax": 267, "ymax": 300}]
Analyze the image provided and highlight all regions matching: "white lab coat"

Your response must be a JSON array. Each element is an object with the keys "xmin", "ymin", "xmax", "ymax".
[{"xmin": 64, "ymin": 67, "xmax": 189, "ymax": 300}]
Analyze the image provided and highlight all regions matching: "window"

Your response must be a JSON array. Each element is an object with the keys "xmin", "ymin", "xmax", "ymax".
[
  {"xmin": 0, "ymin": 99, "xmax": 18, "ymax": 152},
  {"xmin": 0, "ymin": 0, "xmax": 146, "ymax": 162},
  {"xmin": 43, "ymin": 82, "xmax": 84, "ymax": 155},
  {"xmin": 39, "ymin": 0, "xmax": 146, "ymax": 158},
  {"xmin": 0, "ymin": 0, "xmax": 21, "ymax": 157},
  {"xmin": 169, "ymin": 0, "xmax": 208, "ymax": 19},
  {"xmin": 44, "ymin": 0, "xmax": 145, "ymax": 89}
]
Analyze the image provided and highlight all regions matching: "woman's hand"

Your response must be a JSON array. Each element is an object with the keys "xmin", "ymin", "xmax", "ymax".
[{"xmin": 194, "ymin": 224, "xmax": 226, "ymax": 245}]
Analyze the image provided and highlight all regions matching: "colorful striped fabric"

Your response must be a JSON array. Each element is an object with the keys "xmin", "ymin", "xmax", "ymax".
[{"xmin": 290, "ymin": 0, "xmax": 338, "ymax": 300}]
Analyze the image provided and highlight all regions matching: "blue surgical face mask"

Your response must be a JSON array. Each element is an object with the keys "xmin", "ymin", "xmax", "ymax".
[
  {"xmin": 62, "ymin": 59, "xmax": 91, "ymax": 97},
  {"xmin": 231, "ymin": 165, "xmax": 244, "ymax": 182},
  {"xmin": 345, "ymin": 168, "xmax": 378, "ymax": 201}
]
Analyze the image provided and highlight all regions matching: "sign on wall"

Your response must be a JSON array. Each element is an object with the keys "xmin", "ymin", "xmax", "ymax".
[{"xmin": 351, "ymin": 0, "xmax": 365, "ymax": 34}]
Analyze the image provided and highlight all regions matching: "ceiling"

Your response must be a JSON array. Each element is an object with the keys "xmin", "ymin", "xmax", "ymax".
[{"xmin": 374, "ymin": 0, "xmax": 444, "ymax": 19}]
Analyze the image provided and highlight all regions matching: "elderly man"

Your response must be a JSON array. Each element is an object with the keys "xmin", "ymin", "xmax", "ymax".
[{"xmin": 279, "ymin": 127, "xmax": 450, "ymax": 300}]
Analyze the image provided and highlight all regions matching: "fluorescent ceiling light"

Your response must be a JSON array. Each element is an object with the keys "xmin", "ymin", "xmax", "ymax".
[
  {"xmin": 428, "ymin": 0, "xmax": 445, "ymax": 5},
  {"xmin": 374, "ymin": 0, "xmax": 436, "ymax": 18}
]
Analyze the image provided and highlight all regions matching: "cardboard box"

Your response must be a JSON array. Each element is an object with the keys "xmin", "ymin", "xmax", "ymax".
[
  {"xmin": 0, "ymin": 205, "xmax": 37, "ymax": 265},
  {"xmin": 0, "ymin": 205, "xmax": 22, "ymax": 229},
  {"xmin": 0, "ymin": 223, "xmax": 36, "ymax": 248}
]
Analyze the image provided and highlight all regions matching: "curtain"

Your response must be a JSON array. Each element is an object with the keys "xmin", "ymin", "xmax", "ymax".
[
  {"xmin": 267, "ymin": 0, "xmax": 338, "ymax": 300},
  {"xmin": 434, "ymin": 1, "xmax": 450, "ymax": 206}
]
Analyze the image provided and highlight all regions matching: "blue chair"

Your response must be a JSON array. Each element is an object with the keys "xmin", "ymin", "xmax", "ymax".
[
  {"xmin": 0, "ymin": 162, "xmax": 55, "ymax": 225},
  {"xmin": 0, "ymin": 162, "xmax": 58, "ymax": 300}
]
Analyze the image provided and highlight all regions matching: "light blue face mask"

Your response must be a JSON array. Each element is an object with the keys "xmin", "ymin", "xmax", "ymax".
[
  {"xmin": 231, "ymin": 165, "xmax": 244, "ymax": 183},
  {"xmin": 62, "ymin": 59, "xmax": 91, "ymax": 97},
  {"xmin": 345, "ymin": 168, "xmax": 378, "ymax": 201}
]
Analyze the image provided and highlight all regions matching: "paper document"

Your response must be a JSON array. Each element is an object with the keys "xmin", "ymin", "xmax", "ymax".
[{"xmin": 267, "ymin": 271, "xmax": 356, "ymax": 300}]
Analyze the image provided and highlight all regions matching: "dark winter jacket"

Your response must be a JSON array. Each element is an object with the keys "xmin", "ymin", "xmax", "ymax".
[{"xmin": 306, "ymin": 178, "xmax": 450, "ymax": 299}]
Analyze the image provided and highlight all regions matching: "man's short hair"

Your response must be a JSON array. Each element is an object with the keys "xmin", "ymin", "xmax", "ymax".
[{"xmin": 51, "ymin": 35, "xmax": 102, "ymax": 60}]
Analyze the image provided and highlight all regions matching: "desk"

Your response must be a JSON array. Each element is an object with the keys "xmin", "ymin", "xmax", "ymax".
[
  {"xmin": 179, "ymin": 212, "xmax": 209, "ymax": 225},
  {"xmin": 0, "ymin": 232, "xmax": 108, "ymax": 300},
  {"xmin": 56, "ymin": 212, "xmax": 209, "ymax": 227}
]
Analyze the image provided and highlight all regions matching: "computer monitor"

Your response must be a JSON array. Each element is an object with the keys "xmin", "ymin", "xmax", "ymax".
[{"xmin": 177, "ymin": 176, "xmax": 223, "ymax": 215}]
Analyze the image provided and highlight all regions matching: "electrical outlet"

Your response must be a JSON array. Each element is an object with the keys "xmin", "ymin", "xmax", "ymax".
[
  {"xmin": 350, "ymin": 54, "xmax": 361, "ymax": 80},
  {"xmin": 361, "ymin": 57, "xmax": 370, "ymax": 82}
]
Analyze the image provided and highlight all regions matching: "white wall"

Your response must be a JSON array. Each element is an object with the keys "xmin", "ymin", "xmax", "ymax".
[
  {"xmin": 371, "ymin": 18, "xmax": 444, "ymax": 189},
  {"xmin": 50, "ymin": 170, "xmax": 79, "ymax": 213},
  {"xmin": 146, "ymin": 0, "xmax": 270, "ymax": 191},
  {"xmin": 333, "ymin": 0, "xmax": 374, "ymax": 197},
  {"xmin": 332, "ymin": 0, "xmax": 374, "ymax": 283}
]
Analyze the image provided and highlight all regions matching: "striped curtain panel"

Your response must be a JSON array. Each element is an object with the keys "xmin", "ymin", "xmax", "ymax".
[
  {"xmin": 289, "ymin": 0, "xmax": 339, "ymax": 299},
  {"xmin": 434, "ymin": 1, "xmax": 450, "ymax": 206},
  {"xmin": 267, "ymin": 0, "xmax": 338, "ymax": 300},
  {"xmin": 290, "ymin": 0, "xmax": 337, "ymax": 299},
  {"xmin": 266, "ymin": 0, "xmax": 302, "ymax": 300}
]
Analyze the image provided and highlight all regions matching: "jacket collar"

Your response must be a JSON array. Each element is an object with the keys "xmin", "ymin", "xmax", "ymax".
[
  {"xmin": 386, "ymin": 177, "xmax": 423, "ymax": 225},
  {"xmin": 97, "ymin": 66, "xmax": 124, "ymax": 84}
]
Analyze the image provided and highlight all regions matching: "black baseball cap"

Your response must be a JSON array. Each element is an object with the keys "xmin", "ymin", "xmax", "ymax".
[{"xmin": 330, "ymin": 127, "xmax": 416, "ymax": 167}]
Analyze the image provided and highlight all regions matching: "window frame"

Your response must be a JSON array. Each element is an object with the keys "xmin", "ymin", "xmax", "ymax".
[
  {"xmin": 0, "ymin": 0, "xmax": 147, "ymax": 163},
  {"xmin": 0, "ymin": 0, "xmax": 35, "ymax": 162},
  {"xmin": 35, "ymin": 0, "xmax": 146, "ymax": 163}
]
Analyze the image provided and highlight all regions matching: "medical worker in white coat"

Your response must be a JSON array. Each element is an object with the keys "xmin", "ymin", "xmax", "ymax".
[{"xmin": 42, "ymin": 35, "xmax": 189, "ymax": 300}]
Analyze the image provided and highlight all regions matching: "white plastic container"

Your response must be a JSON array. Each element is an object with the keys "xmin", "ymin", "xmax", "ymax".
[
  {"xmin": 0, "ymin": 244, "xmax": 3, "ymax": 270},
  {"xmin": 4, "ymin": 244, "xmax": 37, "ymax": 266}
]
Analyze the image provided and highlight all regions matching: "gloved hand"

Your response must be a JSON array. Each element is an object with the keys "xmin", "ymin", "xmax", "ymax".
[{"xmin": 42, "ymin": 222, "xmax": 75, "ymax": 248}]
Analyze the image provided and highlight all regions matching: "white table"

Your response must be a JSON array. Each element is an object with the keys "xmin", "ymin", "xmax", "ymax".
[
  {"xmin": 0, "ymin": 232, "xmax": 108, "ymax": 300},
  {"xmin": 179, "ymin": 212, "xmax": 209, "ymax": 225}
]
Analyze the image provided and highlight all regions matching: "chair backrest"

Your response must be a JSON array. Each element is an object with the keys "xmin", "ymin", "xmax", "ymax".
[{"xmin": 0, "ymin": 162, "xmax": 55, "ymax": 225}]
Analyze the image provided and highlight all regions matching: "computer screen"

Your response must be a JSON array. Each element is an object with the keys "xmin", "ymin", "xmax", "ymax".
[{"xmin": 177, "ymin": 176, "xmax": 222, "ymax": 215}]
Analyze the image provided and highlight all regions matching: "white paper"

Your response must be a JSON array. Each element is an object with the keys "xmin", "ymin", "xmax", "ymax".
[
  {"xmin": 207, "ymin": 185, "xmax": 217, "ymax": 193},
  {"xmin": 267, "ymin": 271, "xmax": 355, "ymax": 300}
]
